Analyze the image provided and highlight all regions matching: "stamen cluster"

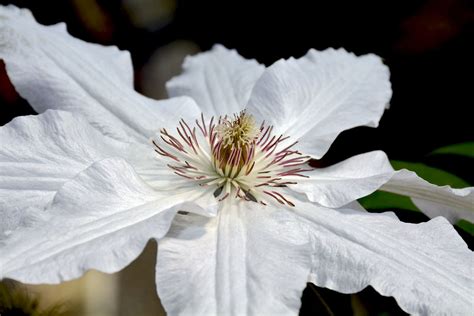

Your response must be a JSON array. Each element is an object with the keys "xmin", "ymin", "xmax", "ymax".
[
  {"xmin": 152, "ymin": 112, "xmax": 311, "ymax": 206},
  {"xmin": 215, "ymin": 112, "xmax": 260, "ymax": 151}
]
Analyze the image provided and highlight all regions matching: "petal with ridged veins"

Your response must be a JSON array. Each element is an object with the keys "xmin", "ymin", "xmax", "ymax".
[{"xmin": 0, "ymin": 5, "xmax": 201, "ymax": 143}]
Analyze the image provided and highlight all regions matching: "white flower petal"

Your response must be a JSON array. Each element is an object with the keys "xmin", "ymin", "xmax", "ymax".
[
  {"xmin": 0, "ymin": 157, "xmax": 211, "ymax": 283},
  {"xmin": 291, "ymin": 151, "xmax": 393, "ymax": 208},
  {"xmin": 0, "ymin": 110, "xmax": 127, "ymax": 238},
  {"xmin": 0, "ymin": 5, "xmax": 201, "ymax": 143},
  {"xmin": 293, "ymin": 202, "xmax": 474, "ymax": 315},
  {"xmin": 156, "ymin": 201, "xmax": 312, "ymax": 315},
  {"xmin": 289, "ymin": 150, "xmax": 473, "ymax": 223},
  {"xmin": 167, "ymin": 44, "xmax": 265, "ymax": 117},
  {"xmin": 382, "ymin": 169, "xmax": 474, "ymax": 223},
  {"xmin": 246, "ymin": 48, "xmax": 392, "ymax": 158}
]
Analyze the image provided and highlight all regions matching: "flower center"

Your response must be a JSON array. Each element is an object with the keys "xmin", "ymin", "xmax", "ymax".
[
  {"xmin": 152, "ymin": 112, "xmax": 311, "ymax": 206},
  {"xmin": 216, "ymin": 112, "xmax": 259, "ymax": 153},
  {"xmin": 213, "ymin": 112, "xmax": 259, "ymax": 170}
]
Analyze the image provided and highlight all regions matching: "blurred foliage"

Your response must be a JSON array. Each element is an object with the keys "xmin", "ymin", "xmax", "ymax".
[
  {"xmin": 457, "ymin": 220, "xmax": 474, "ymax": 236},
  {"xmin": 429, "ymin": 142, "xmax": 474, "ymax": 158},
  {"xmin": 122, "ymin": 0, "xmax": 176, "ymax": 30},
  {"xmin": 359, "ymin": 191, "xmax": 419, "ymax": 212},
  {"xmin": 0, "ymin": 281, "xmax": 69, "ymax": 316}
]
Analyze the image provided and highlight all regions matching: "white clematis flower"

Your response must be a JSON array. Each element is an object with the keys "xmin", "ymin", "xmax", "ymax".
[{"xmin": 0, "ymin": 5, "xmax": 473, "ymax": 315}]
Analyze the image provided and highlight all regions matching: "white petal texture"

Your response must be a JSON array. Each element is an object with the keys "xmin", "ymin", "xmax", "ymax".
[
  {"xmin": 156, "ymin": 201, "xmax": 312, "ymax": 315},
  {"xmin": 246, "ymin": 48, "xmax": 392, "ymax": 158},
  {"xmin": 290, "ymin": 151, "xmax": 394, "ymax": 208},
  {"xmin": 167, "ymin": 44, "xmax": 265, "ymax": 117},
  {"xmin": 0, "ymin": 158, "xmax": 211, "ymax": 283},
  {"xmin": 293, "ymin": 202, "xmax": 474, "ymax": 316},
  {"xmin": 0, "ymin": 110, "xmax": 126, "ymax": 237},
  {"xmin": 0, "ymin": 5, "xmax": 201, "ymax": 143},
  {"xmin": 290, "ymin": 151, "xmax": 474, "ymax": 223},
  {"xmin": 381, "ymin": 169, "xmax": 474, "ymax": 223}
]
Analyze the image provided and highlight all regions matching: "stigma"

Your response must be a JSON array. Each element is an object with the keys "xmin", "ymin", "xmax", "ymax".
[
  {"xmin": 152, "ymin": 112, "xmax": 311, "ymax": 206},
  {"xmin": 216, "ymin": 112, "xmax": 260, "ymax": 152}
]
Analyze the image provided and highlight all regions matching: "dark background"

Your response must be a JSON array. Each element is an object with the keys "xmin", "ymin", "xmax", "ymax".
[{"xmin": 0, "ymin": 0, "xmax": 473, "ymax": 315}]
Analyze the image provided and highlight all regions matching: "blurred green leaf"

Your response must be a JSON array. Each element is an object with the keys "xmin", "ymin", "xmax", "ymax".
[
  {"xmin": 456, "ymin": 220, "xmax": 474, "ymax": 236},
  {"xmin": 429, "ymin": 142, "xmax": 474, "ymax": 158},
  {"xmin": 359, "ymin": 191, "xmax": 419, "ymax": 212},
  {"xmin": 391, "ymin": 160, "xmax": 470, "ymax": 188}
]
